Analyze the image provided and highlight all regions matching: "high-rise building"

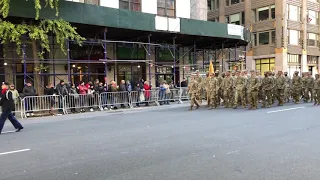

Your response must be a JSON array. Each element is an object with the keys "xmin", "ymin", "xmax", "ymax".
[{"xmin": 207, "ymin": 0, "xmax": 320, "ymax": 76}]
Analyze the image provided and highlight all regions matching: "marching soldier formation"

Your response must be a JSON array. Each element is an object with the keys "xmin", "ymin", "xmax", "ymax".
[{"xmin": 187, "ymin": 70, "xmax": 320, "ymax": 110}]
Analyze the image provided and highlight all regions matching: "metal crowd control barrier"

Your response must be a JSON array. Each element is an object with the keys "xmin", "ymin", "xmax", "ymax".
[
  {"xmin": 130, "ymin": 90, "xmax": 159, "ymax": 107},
  {"xmin": 99, "ymin": 92, "xmax": 132, "ymax": 109},
  {"xmin": 64, "ymin": 94, "xmax": 100, "ymax": 114},
  {"xmin": 15, "ymin": 88, "xmax": 192, "ymax": 118},
  {"xmin": 179, "ymin": 87, "xmax": 190, "ymax": 101},
  {"xmin": 22, "ymin": 95, "xmax": 62, "ymax": 118}
]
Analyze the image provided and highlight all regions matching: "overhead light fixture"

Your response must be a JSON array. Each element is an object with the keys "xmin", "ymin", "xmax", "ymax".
[
  {"xmin": 72, "ymin": 64, "xmax": 76, "ymax": 68},
  {"xmin": 137, "ymin": 65, "xmax": 140, "ymax": 68},
  {"xmin": 4, "ymin": 62, "xmax": 7, "ymax": 66},
  {"xmin": 183, "ymin": 66, "xmax": 186, "ymax": 69},
  {"xmin": 171, "ymin": 66, "xmax": 174, "ymax": 68}
]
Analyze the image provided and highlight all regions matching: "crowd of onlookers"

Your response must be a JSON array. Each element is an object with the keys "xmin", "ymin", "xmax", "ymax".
[{"xmin": 3, "ymin": 78, "xmax": 185, "ymax": 116}]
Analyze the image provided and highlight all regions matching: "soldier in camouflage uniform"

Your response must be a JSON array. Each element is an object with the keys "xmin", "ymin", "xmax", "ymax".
[
  {"xmin": 248, "ymin": 70, "xmax": 260, "ymax": 110},
  {"xmin": 291, "ymin": 71, "xmax": 303, "ymax": 104},
  {"xmin": 208, "ymin": 73, "xmax": 219, "ymax": 109},
  {"xmin": 195, "ymin": 70, "xmax": 203, "ymax": 104},
  {"xmin": 313, "ymin": 74, "xmax": 320, "ymax": 105},
  {"xmin": 271, "ymin": 72, "xmax": 276, "ymax": 104},
  {"xmin": 261, "ymin": 71, "xmax": 273, "ymax": 108},
  {"xmin": 304, "ymin": 72, "xmax": 314, "ymax": 102},
  {"xmin": 222, "ymin": 71, "xmax": 234, "ymax": 108},
  {"xmin": 233, "ymin": 71, "xmax": 246, "ymax": 109},
  {"xmin": 284, "ymin": 72, "xmax": 291, "ymax": 103},
  {"xmin": 205, "ymin": 72, "xmax": 211, "ymax": 106},
  {"xmin": 256, "ymin": 70, "xmax": 263, "ymax": 103},
  {"xmin": 241, "ymin": 70, "xmax": 248, "ymax": 107},
  {"xmin": 215, "ymin": 70, "xmax": 224, "ymax": 107},
  {"xmin": 188, "ymin": 76, "xmax": 200, "ymax": 110},
  {"xmin": 275, "ymin": 71, "xmax": 286, "ymax": 106},
  {"xmin": 301, "ymin": 72, "xmax": 306, "ymax": 101}
]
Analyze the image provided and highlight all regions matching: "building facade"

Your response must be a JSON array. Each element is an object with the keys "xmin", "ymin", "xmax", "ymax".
[
  {"xmin": 207, "ymin": 0, "xmax": 320, "ymax": 76},
  {"xmin": 2, "ymin": 0, "xmax": 250, "ymax": 92}
]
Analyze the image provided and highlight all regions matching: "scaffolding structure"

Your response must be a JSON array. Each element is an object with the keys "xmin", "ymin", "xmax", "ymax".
[{"xmin": 0, "ymin": 29, "xmax": 248, "ymax": 91}]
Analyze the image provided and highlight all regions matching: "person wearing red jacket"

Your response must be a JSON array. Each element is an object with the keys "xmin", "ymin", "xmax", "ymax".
[
  {"xmin": 77, "ymin": 81, "xmax": 88, "ymax": 112},
  {"xmin": 143, "ymin": 81, "xmax": 152, "ymax": 106}
]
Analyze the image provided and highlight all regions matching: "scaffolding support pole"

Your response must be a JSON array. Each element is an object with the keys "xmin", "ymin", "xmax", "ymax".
[
  {"xmin": 52, "ymin": 36, "xmax": 56, "ymax": 85},
  {"xmin": 235, "ymin": 44, "xmax": 237, "ymax": 69},
  {"xmin": 148, "ymin": 34, "xmax": 152, "ymax": 84},
  {"xmin": 228, "ymin": 48, "xmax": 231, "ymax": 70},
  {"xmin": 173, "ymin": 37, "xmax": 176, "ymax": 84},
  {"xmin": 193, "ymin": 42, "xmax": 196, "ymax": 69},
  {"xmin": 244, "ymin": 46, "xmax": 247, "ymax": 70},
  {"xmin": 214, "ymin": 48, "xmax": 217, "ymax": 71},
  {"xmin": 222, "ymin": 42, "xmax": 224, "ymax": 71},
  {"xmin": 66, "ymin": 39, "xmax": 71, "ymax": 83},
  {"xmin": 202, "ymin": 49, "xmax": 205, "ymax": 71},
  {"xmin": 22, "ymin": 42, "xmax": 27, "ymax": 84},
  {"xmin": 104, "ymin": 29, "xmax": 108, "ymax": 78}
]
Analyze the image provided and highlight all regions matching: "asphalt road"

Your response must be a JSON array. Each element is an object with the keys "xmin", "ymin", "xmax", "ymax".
[{"xmin": 1, "ymin": 102, "xmax": 320, "ymax": 180}]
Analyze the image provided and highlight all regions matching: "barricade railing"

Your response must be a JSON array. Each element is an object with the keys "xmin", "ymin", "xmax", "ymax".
[
  {"xmin": 179, "ymin": 87, "xmax": 190, "ymax": 101},
  {"xmin": 130, "ymin": 90, "xmax": 159, "ymax": 107},
  {"xmin": 22, "ymin": 95, "xmax": 62, "ymax": 118},
  {"xmin": 15, "ymin": 88, "xmax": 192, "ymax": 118},
  {"xmin": 99, "ymin": 91, "xmax": 132, "ymax": 109},
  {"xmin": 64, "ymin": 93, "xmax": 101, "ymax": 114}
]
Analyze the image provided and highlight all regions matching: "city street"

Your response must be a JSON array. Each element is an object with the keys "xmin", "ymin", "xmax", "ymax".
[{"xmin": 1, "ymin": 103, "xmax": 320, "ymax": 180}]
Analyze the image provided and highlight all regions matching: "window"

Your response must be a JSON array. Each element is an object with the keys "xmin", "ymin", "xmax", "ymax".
[
  {"xmin": 157, "ymin": 0, "xmax": 175, "ymax": 17},
  {"xmin": 255, "ymin": 58, "xmax": 275, "ymax": 75},
  {"xmin": 258, "ymin": 6, "xmax": 269, "ymax": 21},
  {"xmin": 288, "ymin": 5, "xmax": 300, "ymax": 21},
  {"xmin": 252, "ymin": 9, "xmax": 256, "ymax": 23},
  {"xmin": 259, "ymin": 32, "xmax": 270, "ymax": 45},
  {"xmin": 231, "ymin": 0, "xmax": 240, "ymax": 5},
  {"xmin": 287, "ymin": 54, "xmax": 301, "ymax": 63},
  {"xmin": 225, "ymin": 0, "xmax": 229, "ymax": 6},
  {"xmin": 252, "ymin": 33, "xmax": 257, "ymax": 46},
  {"xmin": 208, "ymin": 0, "xmax": 219, "ymax": 10},
  {"xmin": 271, "ymin": 5, "xmax": 275, "ymax": 19},
  {"xmin": 230, "ymin": 13, "xmax": 240, "ymax": 25},
  {"xmin": 241, "ymin": 11, "xmax": 245, "ymax": 25},
  {"xmin": 119, "ymin": 0, "xmax": 141, "ymax": 11},
  {"xmin": 308, "ymin": 33, "xmax": 317, "ymax": 46},
  {"xmin": 289, "ymin": 30, "xmax": 299, "ymax": 45},
  {"xmin": 271, "ymin": 30, "xmax": 276, "ymax": 44},
  {"xmin": 308, "ymin": 10, "xmax": 318, "ymax": 25}
]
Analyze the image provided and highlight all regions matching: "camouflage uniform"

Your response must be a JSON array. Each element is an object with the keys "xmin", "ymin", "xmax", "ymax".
[
  {"xmin": 271, "ymin": 72, "xmax": 276, "ymax": 104},
  {"xmin": 291, "ymin": 71, "xmax": 303, "ymax": 103},
  {"xmin": 284, "ymin": 72, "xmax": 291, "ymax": 103},
  {"xmin": 304, "ymin": 73, "xmax": 314, "ymax": 102},
  {"xmin": 208, "ymin": 74, "xmax": 219, "ymax": 109},
  {"xmin": 248, "ymin": 70, "xmax": 260, "ymax": 109},
  {"xmin": 204, "ymin": 74, "xmax": 211, "ymax": 106},
  {"xmin": 188, "ymin": 78, "xmax": 200, "ymax": 110},
  {"xmin": 222, "ymin": 71, "xmax": 234, "ymax": 108},
  {"xmin": 313, "ymin": 74, "xmax": 320, "ymax": 105},
  {"xmin": 301, "ymin": 73, "xmax": 306, "ymax": 100},
  {"xmin": 275, "ymin": 71, "xmax": 286, "ymax": 106},
  {"xmin": 261, "ymin": 72, "xmax": 273, "ymax": 108},
  {"xmin": 195, "ymin": 72, "xmax": 203, "ymax": 104},
  {"xmin": 216, "ymin": 71, "xmax": 224, "ymax": 106},
  {"xmin": 233, "ymin": 71, "xmax": 246, "ymax": 108}
]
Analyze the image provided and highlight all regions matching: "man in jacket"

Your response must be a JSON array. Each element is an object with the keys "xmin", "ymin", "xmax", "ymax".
[
  {"xmin": 56, "ymin": 80, "xmax": 69, "ymax": 114},
  {"xmin": 0, "ymin": 82, "xmax": 24, "ymax": 134},
  {"xmin": 22, "ymin": 81, "xmax": 36, "ymax": 116}
]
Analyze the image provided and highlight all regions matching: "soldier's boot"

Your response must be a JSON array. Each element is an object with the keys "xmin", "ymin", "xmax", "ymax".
[
  {"xmin": 188, "ymin": 106, "xmax": 193, "ymax": 111},
  {"xmin": 248, "ymin": 106, "xmax": 253, "ymax": 110},
  {"xmin": 252, "ymin": 106, "xmax": 257, "ymax": 110},
  {"xmin": 195, "ymin": 101, "xmax": 200, "ymax": 109}
]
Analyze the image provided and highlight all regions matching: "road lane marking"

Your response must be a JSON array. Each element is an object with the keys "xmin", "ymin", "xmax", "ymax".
[
  {"xmin": 1, "ymin": 131, "xmax": 15, "ymax": 134},
  {"xmin": 0, "ymin": 149, "xmax": 30, "ymax": 156},
  {"xmin": 267, "ymin": 107, "xmax": 305, "ymax": 114}
]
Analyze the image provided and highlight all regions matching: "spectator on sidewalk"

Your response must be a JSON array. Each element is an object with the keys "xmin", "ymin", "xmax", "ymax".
[
  {"xmin": 45, "ymin": 83, "xmax": 56, "ymax": 115},
  {"xmin": 119, "ymin": 80, "xmax": 127, "ymax": 108},
  {"xmin": 143, "ymin": 81, "xmax": 152, "ymax": 106},
  {"xmin": 108, "ymin": 81, "xmax": 118, "ymax": 109},
  {"xmin": 56, "ymin": 80, "xmax": 69, "ymax": 115},
  {"xmin": 0, "ymin": 82, "xmax": 24, "ymax": 134},
  {"xmin": 22, "ymin": 81, "xmax": 36, "ymax": 117},
  {"xmin": 134, "ymin": 83, "xmax": 142, "ymax": 107},
  {"xmin": 69, "ymin": 84, "xmax": 79, "ymax": 113},
  {"xmin": 77, "ymin": 81, "xmax": 88, "ymax": 113},
  {"xmin": 9, "ymin": 84, "xmax": 19, "ymax": 116}
]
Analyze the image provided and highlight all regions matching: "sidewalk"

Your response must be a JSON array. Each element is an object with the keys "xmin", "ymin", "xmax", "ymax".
[{"xmin": 18, "ymin": 102, "xmax": 191, "ymax": 124}]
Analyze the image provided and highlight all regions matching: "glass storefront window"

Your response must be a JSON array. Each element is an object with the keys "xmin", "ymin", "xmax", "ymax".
[{"xmin": 255, "ymin": 58, "xmax": 275, "ymax": 75}]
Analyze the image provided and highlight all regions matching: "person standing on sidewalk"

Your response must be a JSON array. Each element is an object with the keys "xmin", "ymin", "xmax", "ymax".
[{"xmin": 0, "ymin": 82, "xmax": 24, "ymax": 134}]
